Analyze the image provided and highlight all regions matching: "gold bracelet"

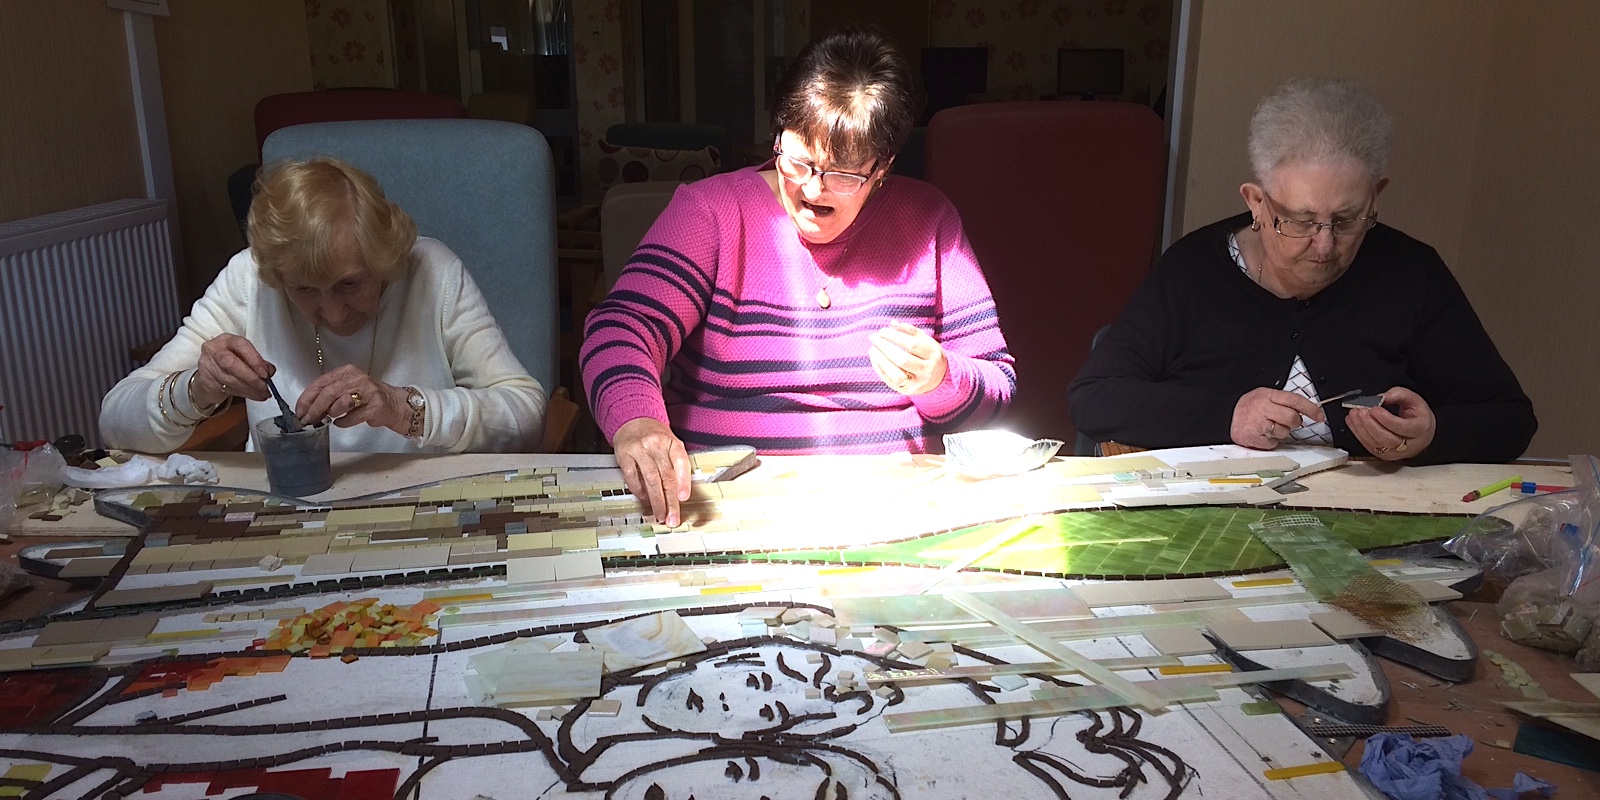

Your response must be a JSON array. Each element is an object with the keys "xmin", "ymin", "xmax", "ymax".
[
  {"xmin": 185, "ymin": 369, "xmax": 225, "ymax": 418},
  {"xmin": 167, "ymin": 371, "xmax": 207, "ymax": 425},
  {"xmin": 157, "ymin": 371, "xmax": 199, "ymax": 429}
]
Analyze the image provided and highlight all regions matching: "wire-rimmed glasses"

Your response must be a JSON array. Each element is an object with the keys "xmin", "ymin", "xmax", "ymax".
[
  {"xmin": 1265, "ymin": 192, "xmax": 1379, "ymax": 238},
  {"xmin": 773, "ymin": 146, "xmax": 878, "ymax": 196}
]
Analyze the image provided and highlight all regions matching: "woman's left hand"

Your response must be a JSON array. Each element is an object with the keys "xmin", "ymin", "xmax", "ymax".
[
  {"xmin": 295, "ymin": 365, "xmax": 410, "ymax": 434},
  {"xmin": 868, "ymin": 323, "xmax": 947, "ymax": 395},
  {"xmin": 1345, "ymin": 386, "xmax": 1435, "ymax": 461}
]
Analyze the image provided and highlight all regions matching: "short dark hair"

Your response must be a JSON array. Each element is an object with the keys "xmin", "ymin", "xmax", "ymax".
[{"xmin": 771, "ymin": 25, "xmax": 914, "ymax": 168}]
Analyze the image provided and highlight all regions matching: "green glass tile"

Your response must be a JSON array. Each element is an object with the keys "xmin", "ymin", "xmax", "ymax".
[{"xmin": 755, "ymin": 507, "xmax": 1467, "ymax": 579}]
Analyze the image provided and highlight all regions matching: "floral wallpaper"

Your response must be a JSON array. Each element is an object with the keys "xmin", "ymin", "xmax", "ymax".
[
  {"xmin": 304, "ymin": 0, "xmax": 396, "ymax": 90},
  {"xmin": 929, "ymin": 0, "xmax": 1172, "ymax": 105},
  {"xmin": 574, "ymin": 0, "xmax": 625, "ymax": 202},
  {"xmin": 391, "ymin": 0, "xmax": 423, "ymax": 92}
]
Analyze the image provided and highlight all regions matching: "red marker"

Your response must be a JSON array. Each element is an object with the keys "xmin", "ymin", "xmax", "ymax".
[
  {"xmin": 1462, "ymin": 475, "xmax": 1521, "ymax": 502},
  {"xmin": 1515, "ymin": 482, "xmax": 1572, "ymax": 494}
]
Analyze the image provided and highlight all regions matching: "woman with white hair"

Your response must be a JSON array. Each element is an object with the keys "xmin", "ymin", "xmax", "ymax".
[{"xmin": 1069, "ymin": 77, "xmax": 1535, "ymax": 463}]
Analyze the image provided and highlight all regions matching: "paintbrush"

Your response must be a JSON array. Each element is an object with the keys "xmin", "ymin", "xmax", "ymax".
[{"xmin": 265, "ymin": 378, "xmax": 302, "ymax": 433}]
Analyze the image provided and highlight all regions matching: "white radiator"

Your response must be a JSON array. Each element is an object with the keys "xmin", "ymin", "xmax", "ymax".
[{"xmin": 0, "ymin": 199, "xmax": 181, "ymax": 447}]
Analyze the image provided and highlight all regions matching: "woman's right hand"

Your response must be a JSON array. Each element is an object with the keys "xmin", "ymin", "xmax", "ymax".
[
  {"xmin": 1230, "ymin": 387, "xmax": 1323, "ymax": 450},
  {"xmin": 612, "ymin": 417, "xmax": 693, "ymax": 527},
  {"xmin": 195, "ymin": 333, "xmax": 275, "ymax": 407}
]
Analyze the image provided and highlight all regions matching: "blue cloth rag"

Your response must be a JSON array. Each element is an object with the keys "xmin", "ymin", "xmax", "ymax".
[{"xmin": 1360, "ymin": 734, "xmax": 1556, "ymax": 800}]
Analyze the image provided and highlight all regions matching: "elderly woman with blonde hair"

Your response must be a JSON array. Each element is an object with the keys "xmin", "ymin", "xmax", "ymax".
[
  {"xmin": 102, "ymin": 157, "xmax": 545, "ymax": 453},
  {"xmin": 1070, "ymin": 77, "xmax": 1535, "ymax": 464}
]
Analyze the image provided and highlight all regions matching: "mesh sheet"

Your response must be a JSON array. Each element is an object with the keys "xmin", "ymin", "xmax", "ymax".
[{"xmin": 1251, "ymin": 515, "xmax": 1433, "ymax": 641}]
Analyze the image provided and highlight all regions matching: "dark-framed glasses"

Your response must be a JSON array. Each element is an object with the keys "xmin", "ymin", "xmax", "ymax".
[
  {"xmin": 1265, "ymin": 193, "xmax": 1379, "ymax": 238},
  {"xmin": 773, "ymin": 147, "xmax": 877, "ymax": 196}
]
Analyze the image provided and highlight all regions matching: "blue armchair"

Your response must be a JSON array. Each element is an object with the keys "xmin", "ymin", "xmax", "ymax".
[{"xmin": 262, "ymin": 119, "xmax": 559, "ymax": 398}]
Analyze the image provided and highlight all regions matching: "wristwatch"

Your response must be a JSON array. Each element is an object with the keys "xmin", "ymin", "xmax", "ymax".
[{"xmin": 403, "ymin": 387, "xmax": 426, "ymax": 438}]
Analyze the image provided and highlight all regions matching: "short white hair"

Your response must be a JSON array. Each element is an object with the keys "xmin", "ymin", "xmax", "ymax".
[{"xmin": 1247, "ymin": 77, "xmax": 1392, "ymax": 184}]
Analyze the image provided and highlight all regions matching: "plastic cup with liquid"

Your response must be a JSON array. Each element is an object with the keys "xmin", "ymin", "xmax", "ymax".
[{"xmin": 252, "ymin": 417, "xmax": 332, "ymax": 497}]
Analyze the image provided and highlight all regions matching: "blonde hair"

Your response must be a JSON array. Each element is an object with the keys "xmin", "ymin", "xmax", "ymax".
[
  {"xmin": 1248, "ymin": 77, "xmax": 1392, "ymax": 184},
  {"xmin": 247, "ymin": 158, "xmax": 418, "ymax": 288}
]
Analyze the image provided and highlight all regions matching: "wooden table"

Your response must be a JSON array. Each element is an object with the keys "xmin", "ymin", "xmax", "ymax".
[
  {"xmin": 7, "ymin": 452, "xmax": 1576, "ymax": 540},
  {"xmin": 2, "ymin": 452, "xmax": 1592, "ymax": 796}
]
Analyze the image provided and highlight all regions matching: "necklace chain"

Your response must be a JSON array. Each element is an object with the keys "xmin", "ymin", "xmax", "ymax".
[
  {"xmin": 314, "ymin": 326, "xmax": 378, "ymax": 375},
  {"xmin": 812, "ymin": 237, "xmax": 858, "ymax": 309}
]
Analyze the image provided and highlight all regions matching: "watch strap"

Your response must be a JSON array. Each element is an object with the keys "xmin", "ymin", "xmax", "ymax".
[{"xmin": 404, "ymin": 387, "xmax": 425, "ymax": 438}]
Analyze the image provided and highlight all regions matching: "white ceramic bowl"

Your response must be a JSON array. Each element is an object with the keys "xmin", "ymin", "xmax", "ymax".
[{"xmin": 942, "ymin": 430, "xmax": 1065, "ymax": 478}]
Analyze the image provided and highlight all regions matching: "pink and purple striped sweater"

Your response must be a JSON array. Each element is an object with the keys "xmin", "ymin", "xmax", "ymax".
[{"xmin": 581, "ymin": 166, "xmax": 1015, "ymax": 454}]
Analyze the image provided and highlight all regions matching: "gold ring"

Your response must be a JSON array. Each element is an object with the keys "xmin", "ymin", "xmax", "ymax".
[
  {"xmin": 350, "ymin": 391, "xmax": 364, "ymax": 407},
  {"xmin": 1396, "ymin": 438, "xmax": 1409, "ymax": 452},
  {"xmin": 1263, "ymin": 423, "xmax": 1277, "ymax": 439},
  {"xmin": 1374, "ymin": 445, "xmax": 1391, "ymax": 454}
]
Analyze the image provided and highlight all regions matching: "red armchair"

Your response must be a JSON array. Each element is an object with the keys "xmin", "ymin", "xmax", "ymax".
[
  {"xmin": 253, "ymin": 89, "xmax": 467, "ymax": 159},
  {"xmin": 926, "ymin": 101, "xmax": 1166, "ymax": 444},
  {"xmin": 229, "ymin": 90, "xmax": 469, "ymax": 239}
]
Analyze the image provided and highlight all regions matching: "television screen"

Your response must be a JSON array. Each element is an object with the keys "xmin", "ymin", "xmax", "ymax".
[
  {"xmin": 1057, "ymin": 48, "xmax": 1124, "ymax": 97},
  {"xmin": 922, "ymin": 47, "xmax": 988, "ymax": 95}
]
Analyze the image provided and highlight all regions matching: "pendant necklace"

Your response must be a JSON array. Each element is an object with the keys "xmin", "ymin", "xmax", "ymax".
[{"xmin": 812, "ymin": 236, "xmax": 857, "ymax": 309}]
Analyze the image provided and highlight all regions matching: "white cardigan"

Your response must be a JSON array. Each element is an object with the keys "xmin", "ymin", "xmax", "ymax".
[{"xmin": 101, "ymin": 238, "xmax": 546, "ymax": 453}]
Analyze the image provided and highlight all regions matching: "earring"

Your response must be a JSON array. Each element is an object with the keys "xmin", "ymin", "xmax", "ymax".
[{"xmin": 1250, "ymin": 218, "xmax": 1261, "ymax": 231}]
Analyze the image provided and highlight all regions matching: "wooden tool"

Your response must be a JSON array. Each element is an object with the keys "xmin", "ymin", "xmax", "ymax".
[{"xmin": 1318, "ymin": 389, "xmax": 1361, "ymax": 407}]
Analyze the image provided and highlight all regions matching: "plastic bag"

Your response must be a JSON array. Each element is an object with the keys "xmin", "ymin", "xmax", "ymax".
[
  {"xmin": 1443, "ymin": 460, "xmax": 1600, "ymax": 610},
  {"xmin": 1445, "ymin": 457, "xmax": 1600, "ymax": 658},
  {"xmin": 0, "ymin": 444, "xmax": 66, "ymax": 536}
]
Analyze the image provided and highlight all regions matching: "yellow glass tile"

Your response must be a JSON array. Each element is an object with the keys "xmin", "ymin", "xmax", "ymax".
[
  {"xmin": 1263, "ymin": 761, "xmax": 1345, "ymax": 780},
  {"xmin": 1158, "ymin": 663, "xmax": 1234, "ymax": 676},
  {"xmin": 508, "ymin": 532, "xmax": 555, "ymax": 551},
  {"xmin": 419, "ymin": 485, "xmax": 461, "ymax": 503},
  {"xmin": 2, "ymin": 763, "xmax": 53, "ymax": 797},
  {"xmin": 145, "ymin": 628, "xmax": 223, "ymax": 642},
  {"xmin": 701, "ymin": 584, "xmax": 763, "ymax": 595},
  {"xmin": 1232, "ymin": 577, "xmax": 1296, "ymax": 589}
]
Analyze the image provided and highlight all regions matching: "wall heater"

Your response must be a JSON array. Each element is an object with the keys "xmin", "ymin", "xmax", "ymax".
[{"xmin": 0, "ymin": 199, "xmax": 181, "ymax": 447}]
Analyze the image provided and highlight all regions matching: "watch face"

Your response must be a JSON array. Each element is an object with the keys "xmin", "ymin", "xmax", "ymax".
[{"xmin": 408, "ymin": 391, "xmax": 426, "ymax": 409}]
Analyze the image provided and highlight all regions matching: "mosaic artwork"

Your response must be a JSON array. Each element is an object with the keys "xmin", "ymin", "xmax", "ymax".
[
  {"xmin": 0, "ymin": 450, "xmax": 1476, "ymax": 798},
  {"xmin": 736, "ymin": 507, "xmax": 1469, "ymax": 578},
  {"xmin": 1, "ymin": 604, "xmax": 1210, "ymax": 799}
]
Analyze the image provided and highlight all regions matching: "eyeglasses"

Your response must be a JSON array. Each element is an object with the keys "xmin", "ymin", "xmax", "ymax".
[
  {"xmin": 773, "ymin": 146, "xmax": 878, "ymax": 196},
  {"xmin": 1265, "ymin": 193, "xmax": 1379, "ymax": 238}
]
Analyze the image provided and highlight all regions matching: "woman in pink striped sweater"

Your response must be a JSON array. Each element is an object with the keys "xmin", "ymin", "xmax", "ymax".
[{"xmin": 581, "ymin": 26, "xmax": 1015, "ymax": 524}]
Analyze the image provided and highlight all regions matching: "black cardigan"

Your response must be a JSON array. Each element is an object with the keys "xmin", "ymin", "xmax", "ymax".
[{"xmin": 1068, "ymin": 213, "xmax": 1536, "ymax": 464}]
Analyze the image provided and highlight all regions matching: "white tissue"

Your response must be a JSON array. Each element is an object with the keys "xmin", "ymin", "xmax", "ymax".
[
  {"xmin": 155, "ymin": 453, "xmax": 218, "ymax": 484},
  {"xmin": 61, "ymin": 454, "xmax": 219, "ymax": 489}
]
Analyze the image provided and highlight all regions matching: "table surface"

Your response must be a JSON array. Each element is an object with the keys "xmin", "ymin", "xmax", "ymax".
[
  {"xmin": 8, "ymin": 451, "xmax": 1576, "ymax": 539},
  {"xmin": 1, "ymin": 451, "xmax": 1593, "ymax": 796}
]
